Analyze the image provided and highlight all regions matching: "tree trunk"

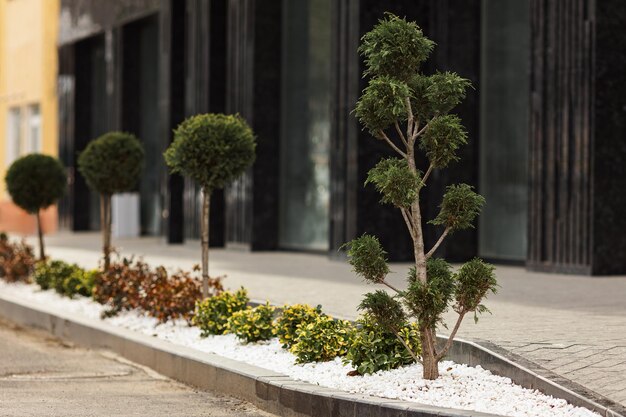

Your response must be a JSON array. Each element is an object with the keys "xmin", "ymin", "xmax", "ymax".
[
  {"xmin": 422, "ymin": 345, "xmax": 440, "ymax": 380},
  {"xmin": 201, "ymin": 188, "xmax": 211, "ymax": 298},
  {"xmin": 101, "ymin": 194, "xmax": 112, "ymax": 271},
  {"xmin": 420, "ymin": 327, "xmax": 439, "ymax": 379},
  {"xmin": 35, "ymin": 210, "xmax": 45, "ymax": 260}
]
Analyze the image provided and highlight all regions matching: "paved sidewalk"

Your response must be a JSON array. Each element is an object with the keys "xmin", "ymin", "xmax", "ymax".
[
  {"xmin": 26, "ymin": 232, "xmax": 626, "ymax": 407},
  {"xmin": 0, "ymin": 317, "xmax": 274, "ymax": 417}
]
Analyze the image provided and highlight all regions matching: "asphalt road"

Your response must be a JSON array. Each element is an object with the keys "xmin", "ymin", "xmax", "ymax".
[{"xmin": 0, "ymin": 318, "xmax": 275, "ymax": 417}]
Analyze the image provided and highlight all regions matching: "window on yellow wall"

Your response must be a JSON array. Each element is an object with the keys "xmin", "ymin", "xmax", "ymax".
[
  {"xmin": 27, "ymin": 104, "xmax": 41, "ymax": 153},
  {"xmin": 6, "ymin": 107, "xmax": 22, "ymax": 165}
]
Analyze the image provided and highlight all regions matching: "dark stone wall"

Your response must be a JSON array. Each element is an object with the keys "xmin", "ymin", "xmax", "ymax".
[
  {"xmin": 225, "ymin": 0, "xmax": 281, "ymax": 250},
  {"xmin": 159, "ymin": 0, "xmax": 186, "ymax": 244},
  {"xmin": 528, "ymin": 0, "xmax": 626, "ymax": 274},
  {"xmin": 355, "ymin": 0, "xmax": 481, "ymax": 262},
  {"xmin": 593, "ymin": 1, "xmax": 626, "ymax": 274}
]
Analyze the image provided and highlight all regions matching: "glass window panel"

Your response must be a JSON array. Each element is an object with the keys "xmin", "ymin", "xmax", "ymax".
[
  {"xmin": 27, "ymin": 104, "xmax": 41, "ymax": 153},
  {"xmin": 6, "ymin": 107, "xmax": 22, "ymax": 164},
  {"xmin": 478, "ymin": 0, "xmax": 530, "ymax": 261},
  {"xmin": 279, "ymin": 0, "xmax": 332, "ymax": 251}
]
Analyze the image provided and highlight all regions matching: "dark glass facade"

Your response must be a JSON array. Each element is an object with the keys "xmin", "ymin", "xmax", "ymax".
[
  {"xmin": 279, "ymin": 0, "xmax": 332, "ymax": 251},
  {"xmin": 56, "ymin": 0, "xmax": 626, "ymax": 275}
]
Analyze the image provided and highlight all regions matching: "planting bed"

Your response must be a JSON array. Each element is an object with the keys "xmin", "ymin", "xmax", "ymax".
[{"xmin": 0, "ymin": 280, "xmax": 601, "ymax": 417}]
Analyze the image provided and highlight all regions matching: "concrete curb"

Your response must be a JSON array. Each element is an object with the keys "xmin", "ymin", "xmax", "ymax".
[
  {"xmin": 442, "ymin": 337, "xmax": 625, "ymax": 417},
  {"xmin": 0, "ymin": 292, "xmax": 621, "ymax": 417}
]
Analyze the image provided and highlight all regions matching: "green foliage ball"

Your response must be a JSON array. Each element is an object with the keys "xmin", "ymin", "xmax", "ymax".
[
  {"xmin": 455, "ymin": 258, "xmax": 498, "ymax": 318},
  {"xmin": 405, "ymin": 258, "xmax": 455, "ymax": 328},
  {"xmin": 430, "ymin": 184, "xmax": 485, "ymax": 231},
  {"xmin": 344, "ymin": 234, "xmax": 390, "ymax": 284},
  {"xmin": 164, "ymin": 113, "xmax": 256, "ymax": 192},
  {"xmin": 5, "ymin": 154, "xmax": 67, "ymax": 214},
  {"xmin": 77, "ymin": 132, "xmax": 145, "ymax": 195},
  {"xmin": 355, "ymin": 76, "xmax": 410, "ymax": 135},
  {"xmin": 193, "ymin": 288, "xmax": 249, "ymax": 337},
  {"xmin": 274, "ymin": 304, "xmax": 324, "ymax": 348},
  {"xmin": 366, "ymin": 158, "xmax": 421, "ymax": 208},
  {"xmin": 227, "ymin": 302, "xmax": 276, "ymax": 344},
  {"xmin": 420, "ymin": 115, "xmax": 468, "ymax": 169},
  {"xmin": 358, "ymin": 290, "xmax": 406, "ymax": 331},
  {"xmin": 359, "ymin": 13, "xmax": 435, "ymax": 81}
]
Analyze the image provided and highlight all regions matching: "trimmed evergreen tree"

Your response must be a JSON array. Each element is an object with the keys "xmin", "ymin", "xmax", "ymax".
[
  {"xmin": 5, "ymin": 154, "xmax": 67, "ymax": 260},
  {"xmin": 345, "ymin": 14, "xmax": 498, "ymax": 380},
  {"xmin": 164, "ymin": 114, "xmax": 256, "ymax": 298},
  {"xmin": 77, "ymin": 132, "xmax": 145, "ymax": 270}
]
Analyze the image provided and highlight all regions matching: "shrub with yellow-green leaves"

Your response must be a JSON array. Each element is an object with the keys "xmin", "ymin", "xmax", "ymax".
[
  {"xmin": 193, "ymin": 288, "xmax": 249, "ymax": 337},
  {"xmin": 273, "ymin": 304, "xmax": 323, "ymax": 348},
  {"xmin": 290, "ymin": 315, "xmax": 355, "ymax": 363},
  {"xmin": 228, "ymin": 302, "xmax": 276, "ymax": 344},
  {"xmin": 345, "ymin": 315, "xmax": 421, "ymax": 375},
  {"xmin": 34, "ymin": 259, "xmax": 98, "ymax": 298}
]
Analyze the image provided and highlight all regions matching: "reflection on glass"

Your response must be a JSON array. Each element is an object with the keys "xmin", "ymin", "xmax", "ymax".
[
  {"xmin": 479, "ymin": 0, "xmax": 529, "ymax": 260},
  {"xmin": 136, "ymin": 18, "xmax": 161, "ymax": 236},
  {"xmin": 279, "ymin": 0, "xmax": 332, "ymax": 251}
]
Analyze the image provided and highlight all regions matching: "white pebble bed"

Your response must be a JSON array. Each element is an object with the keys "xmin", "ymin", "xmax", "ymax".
[{"xmin": 0, "ymin": 281, "xmax": 600, "ymax": 417}]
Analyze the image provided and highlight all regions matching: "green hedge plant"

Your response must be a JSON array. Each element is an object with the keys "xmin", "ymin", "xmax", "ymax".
[
  {"xmin": 346, "ymin": 314, "xmax": 421, "ymax": 375},
  {"xmin": 4, "ymin": 154, "xmax": 67, "ymax": 259},
  {"xmin": 193, "ymin": 288, "xmax": 250, "ymax": 337},
  {"xmin": 290, "ymin": 315, "xmax": 354, "ymax": 364},
  {"xmin": 77, "ymin": 132, "xmax": 144, "ymax": 270},
  {"xmin": 273, "ymin": 304, "xmax": 324, "ymax": 349},
  {"xmin": 346, "ymin": 14, "xmax": 498, "ymax": 380},
  {"xmin": 164, "ymin": 114, "xmax": 256, "ymax": 298},
  {"xmin": 228, "ymin": 302, "xmax": 276, "ymax": 344},
  {"xmin": 34, "ymin": 260, "xmax": 97, "ymax": 298}
]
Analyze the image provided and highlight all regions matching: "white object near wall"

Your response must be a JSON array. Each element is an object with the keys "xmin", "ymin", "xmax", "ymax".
[{"xmin": 112, "ymin": 193, "xmax": 140, "ymax": 238}]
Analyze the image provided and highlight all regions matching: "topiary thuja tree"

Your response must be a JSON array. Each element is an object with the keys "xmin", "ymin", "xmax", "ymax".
[
  {"xmin": 344, "ymin": 14, "xmax": 498, "ymax": 380},
  {"xmin": 164, "ymin": 114, "xmax": 256, "ymax": 298},
  {"xmin": 78, "ymin": 132, "xmax": 144, "ymax": 270},
  {"xmin": 5, "ymin": 154, "xmax": 67, "ymax": 260}
]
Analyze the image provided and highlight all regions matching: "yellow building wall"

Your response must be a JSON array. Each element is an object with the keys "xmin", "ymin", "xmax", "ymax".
[{"xmin": 0, "ymin": 0, "xmax": 60, "ymax": 235}]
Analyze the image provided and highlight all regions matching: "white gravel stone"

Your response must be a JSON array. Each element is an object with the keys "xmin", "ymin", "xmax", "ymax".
[{"xmin": 0, "ymin": 281, "xmax": 601, "ymax": 417}]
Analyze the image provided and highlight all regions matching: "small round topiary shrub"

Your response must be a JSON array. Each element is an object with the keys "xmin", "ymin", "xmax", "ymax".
[
  {"xmin": 5, "ymin": 154, "xmax": 67, "ymax": 259},
  {"xmin": 164, "ymin": 114, "xmax": 256, "ymax": 298},
  {"xmin": 228, "ymin": 302, "xmax": 276, "ymax": 344},
  {"xmin": 77, "ymin": 132, "xmax": 144, "ymax": 270}
]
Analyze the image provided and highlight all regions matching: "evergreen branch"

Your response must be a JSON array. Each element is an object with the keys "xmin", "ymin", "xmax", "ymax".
[
  {"xmin": 425, "ymin": 227, "xmax": 450, "ymax": 259},
  {"xmin": 378, "ymin": 130, "xmax": 408, "ymax": 158},
  {"xmin": 422, "ymin": 164, "xmax": 434, "ymax": 186},
  {"xmin": 395, "ymin": 121, "xmax": 408, "ymax": 147},
  {"xmin": 413, "ymin": 115, "xmax": 437, "ymax": 141},
  {"xmin": 380, "ymin": 279, "xmax": 402, "ymax": 294},
  {"xmin": 404, "ymin": 97, "xmax": 415, "ymax": 141},
  {"xmin": 436, "ymin": 310, "xmax": 467, "ymax": 361},
  {"xmin": 393, "ymin": 330, "xmax": 422, "ymax": 364},
  {"xmin": 401, "ymin": 208, "xmax": 417, "ymax": 241}
]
